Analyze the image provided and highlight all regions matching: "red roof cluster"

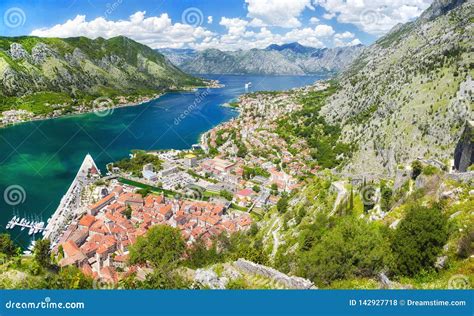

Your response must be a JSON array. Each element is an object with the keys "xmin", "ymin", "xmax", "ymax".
[{"xmin": 57, "ymin": 186, "xmax": 252, "ymax": 283}]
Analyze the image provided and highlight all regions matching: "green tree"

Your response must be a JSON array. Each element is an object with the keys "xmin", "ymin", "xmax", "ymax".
[
  {"xmin": 391, "ymin": 204, "xmax": 448, "ymax": 276},
  {"xmin": 271, "ymin": 183, "xmax": 278, "ymax": 192},
  {"xmin": 277, "ymin": 196, "xmax": 289, "ymax": 214},
  {"xmin": 50, "ymin": 266, "xmax": 93, "ymax": 289},
  {"xmin": 123, "ymin": 205, "xmax": 133, "ymax": 219},
  {"xmin": 298, "ymin": 217, "xmax": 391, "ymax": 285},
  {"xmin": 34, "ymin": 239, "xmax": 52, "ymax": 269},
  {"xmin": 0, "ymin": 234, "xmax": 18, "ymax": 257},
  {"xmin": 220, "ymin": 190, "xmax": 234, "ymax": 201},
  {"xmin": 411, "ymin": 160, "xmax": 423, "ymax": 179},
  {"xmin": 129, "ymin": 225, "xmax": 185, "ymax": 268},
  {"xmin": 139, "ymin": 268, "xmax": 190, "ymax": 289},
  {"xmin": 184, "ymin": 238, "xmax": 221, "ymax": 269},
  {"xmin": 380, "ymin": 182, "xmax": 393, "ymax": 211}
]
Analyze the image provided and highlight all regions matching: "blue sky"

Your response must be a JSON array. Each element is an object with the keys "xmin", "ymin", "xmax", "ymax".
[{"xmin": 0, "ymin": 0, "xmax": 433, "ymax": 50}]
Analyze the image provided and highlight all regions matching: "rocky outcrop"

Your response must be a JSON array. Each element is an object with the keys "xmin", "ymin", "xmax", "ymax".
[
  {"xmin": 194, "ymin": 269, "xmax": 228, "ymax": 289},
  {"xmin": 419, "ymin": 0, "xmax": 467, "ymax": 22},
  {"xmin": 454, "ymin": 121, "xmax": 474, "ymax": 172},
  {"xmin": 318, "ymin": 0, "xmax": 473, "ymax": 176},
  {"xmin": 234, "ymin": 258, "xmax": 316, "ymax": 289}
]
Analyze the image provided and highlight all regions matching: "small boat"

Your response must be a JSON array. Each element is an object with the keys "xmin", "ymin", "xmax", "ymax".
[
  {"xmin": 28, "ymin": 227, "xmax": 34, "ymax": 235},
  {"xmin": 27, "ymin": 241, "xmax": 36, "ymax": 252}
]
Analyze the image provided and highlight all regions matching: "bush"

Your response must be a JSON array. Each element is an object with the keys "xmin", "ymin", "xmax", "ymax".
[
  {"xmin": 422, "ymin": 165, "xmax": 439, "ymax": 176},
  {"xmin": 391, "ymin": 204, "xmax": 448, "ymax": 276},
  {"xmin": 129, "ymin": 225, "xmax": 185, "ymax": 268},
  {"xmin": 457, "ymin": 228, "xmax": 474, "ymax": 259},
  {"xmin": 411, "ymin": 161, "xmax": 423, "ymax": 179},
  {"xmin": 298, "ymin": 217, "xmax": 391, "ymax": 285},
  {"xmin": 0, "ymin": 234, "xmax": 18, "ymax": 257},
  {"xmin": 277, "ymin": 195, "xmax": 289, "ymax": 214}
]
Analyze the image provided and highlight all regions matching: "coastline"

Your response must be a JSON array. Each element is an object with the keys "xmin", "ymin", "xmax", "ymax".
[{"xmin": 0, "ymin": 81, "xmax": 223, "ymax": 129}]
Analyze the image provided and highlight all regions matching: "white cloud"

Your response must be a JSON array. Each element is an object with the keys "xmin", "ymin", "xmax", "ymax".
[
  {"xmin": 322, "ymin": 12, "xmax": 336, "ymax": 20},
  {"xmin": 219, "ymin": 17, "xmax": 249, "ymax": 35},
  {"xmin": 207, "ymin": 16, "xmax": 213, "ymax": 24},
  {"xmin": 315, "ymin": 0, "xmax": 432, "ymax": 35},
  {"xmin": 31, "ymin": 11, "xmax": 213, "ymax": 49},
  {"xmin": 245, "ymin": 0, "xmax": 314, "ymax": 28},
  {"xmin": 309, "ymin": 17, "xmax": 320, "ymax": 24},
  {"xmin": 334, "ymin": 37, "xmax": 361, "ymax": 47},
  {"xmin": 29, "ymin": 10, "xmax": 352, "ymax": 51},
  {"xmin": 335, "ymin": 31, "xmax": 355, "ymax": 39}
]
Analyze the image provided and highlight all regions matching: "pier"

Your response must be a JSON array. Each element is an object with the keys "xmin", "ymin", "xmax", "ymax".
[{"xmin": 6, "ymin": 215, "xmax": 45, "ymax": 236}]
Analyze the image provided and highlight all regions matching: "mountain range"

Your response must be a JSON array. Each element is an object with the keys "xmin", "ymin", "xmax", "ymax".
[
  {"xmin": 0, "ymin": 36, "xmax": 203, "ymax": 116},
  {"xmin": 158, "ymin": 43, "xmax": 364, "ymax": 75}
]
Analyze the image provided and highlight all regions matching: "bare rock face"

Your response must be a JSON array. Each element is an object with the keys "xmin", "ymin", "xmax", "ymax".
[
  {"xmin": 454, "ymin": 121, "xmax": 474, "ymax": 172},
  {"xmin": 9, "ymin": 43, "xmax": 29, "ymax": 60},
  {"xmin": 31, "ymin": 43, "xmax": 57, "ymax": 64},
  {"xmin": 194, "ymin": 269, "xmax": 227, "ymax": 289},
  {"xmin": 419, "ymin": 0, "xmax": 467, "ymax": 22}
]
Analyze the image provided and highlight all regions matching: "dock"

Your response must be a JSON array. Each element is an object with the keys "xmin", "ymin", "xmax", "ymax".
[{"xmin": 6, "ymin": 215, "xmax": 45, "ymax": 235}]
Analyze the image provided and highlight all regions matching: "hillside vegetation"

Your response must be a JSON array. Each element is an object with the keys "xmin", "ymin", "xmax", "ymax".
[
  {"xmin": 0, "ymin": 36, "xmax": 203, "ymax": 117},
  {"xmin": 319, "ymin": 0, "xmax": 473, "ymax": 176}
]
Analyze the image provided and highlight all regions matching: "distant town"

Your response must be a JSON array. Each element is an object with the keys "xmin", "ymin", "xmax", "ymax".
[{"xmin": 42, "ymin": 82, "xmax": 330, "ymax": 284}]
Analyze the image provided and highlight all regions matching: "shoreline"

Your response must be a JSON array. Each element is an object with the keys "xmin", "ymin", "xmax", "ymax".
[{"xmin": 0, "ymin": 82, "xmax": 223, "ymax": 130}]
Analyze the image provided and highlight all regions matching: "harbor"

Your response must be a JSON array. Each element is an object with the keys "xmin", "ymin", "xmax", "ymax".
[{"xmin": 6, "ymin": 215, "xmax": 45, "ymax": 236}]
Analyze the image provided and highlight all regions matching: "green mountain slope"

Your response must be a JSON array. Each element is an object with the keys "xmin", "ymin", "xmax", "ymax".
[
  {"xmin": 319, "ymin": 0, "xmax": 473, "ymax": 176},
  {"xmin": 0, "ymin": 36, "xmax": 204, "ymax": 117}
]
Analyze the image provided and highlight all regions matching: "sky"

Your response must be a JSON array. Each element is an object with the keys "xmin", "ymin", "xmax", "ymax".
[{"xmin": 0, "ymin": 0, "xmax": 433, "ymax": 50}]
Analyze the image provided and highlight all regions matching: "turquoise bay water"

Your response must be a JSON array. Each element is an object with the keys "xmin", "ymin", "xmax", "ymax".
[{"xmin": 0, "ymin": 74, "xmax": 326, "ymax": 246}]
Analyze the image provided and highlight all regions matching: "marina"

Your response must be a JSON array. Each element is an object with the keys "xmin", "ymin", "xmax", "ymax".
[{"xmin": 6, "ymin": 214, "xmax": 45, "ymax": 236}]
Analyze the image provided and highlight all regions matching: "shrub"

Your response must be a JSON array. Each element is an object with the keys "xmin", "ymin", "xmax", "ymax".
[
  {"xmin": 457, "ymin": 228, "xmax": 474, "ymax": 259},
  {"xmin": 298, "ymin": 217, "xmax": 391, "ymax": 285},
  {"xmin": 411, "ymin": 160, "xmax": 423, "ymax": 179},
  {"xmin": 129, "ymin": 225, "xmax": 185, "ymax": 268},
  {"xmin": 391, "ymin": 204, "xmax": 448, "ymax": 276}
]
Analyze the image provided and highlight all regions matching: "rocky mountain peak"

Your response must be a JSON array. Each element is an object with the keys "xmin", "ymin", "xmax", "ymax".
[{"xmin": 419, "ymin": 0, "xmax": 468, "ymax": 21}]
